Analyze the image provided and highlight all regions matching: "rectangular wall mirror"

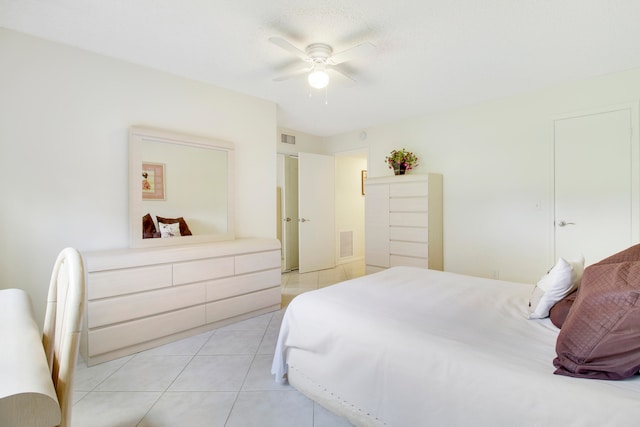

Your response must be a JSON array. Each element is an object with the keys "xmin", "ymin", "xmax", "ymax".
[{"xmin": 129, "ymin": 126, "xmax": 235, "ymax": 248}]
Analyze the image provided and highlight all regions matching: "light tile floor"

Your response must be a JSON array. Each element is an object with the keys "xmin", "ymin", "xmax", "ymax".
[{"xmin": 71, "ymin": 260, "xmax": 365, "ymax": 427}]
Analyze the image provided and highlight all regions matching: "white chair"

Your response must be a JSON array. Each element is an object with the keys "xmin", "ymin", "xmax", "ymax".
[{"xmin": 42, "ymin": 248, "xmax": 85, "ymax": 427}]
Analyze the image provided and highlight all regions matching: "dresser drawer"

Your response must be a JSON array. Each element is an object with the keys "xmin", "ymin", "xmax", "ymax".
[
  {"xmin": 87, "ymin": 305, "xmax": 205, "ymax": 357},
  {"xmin": 390, "ymin": 182, "xmax": 428, "ymax": 197},
  {"xmin": 173, "ymin": 256, "xmax": 234, "ymax": 285},
  {"xmin": 365, "ymin": 244, "xmax": 390, "ymax": 268},
  {"xmin": 235, "ymin": 250, "xmax": 280, "ymax": 275},
  {"xmin": 205, "ymin": 269, "xmax": 281, "ymax": 302},
  {"xmin": 390, "ymin": 226, "xmax": 427, "ymax": 243},
  {"xmin": 390, "ymin": 212, "xmax": 429, "ymax": 227},
  {"xmin": 390, "ymin": 255, "xmax": 428, "ymax": 268},
  {"xmin": 389, "ymin": 197, "xmax": 428, "ymax": 212},
  {"xmin": 206, "ymin": 287, "xmax": 280, "ymax": 324},
  {"xmin": 389, "ymin": 241, "xmax": 428, "ymax": 258},
  {"xmin": 365, "ymin": 265, "xmax": 386, "ymax": 275},
  {"xmin": 88, "ymin": 283, "xmax": 205, "ymax": 328},
  {"xmin": 88, "ymin": 264, "xmax": 172, "ymax": 300}
]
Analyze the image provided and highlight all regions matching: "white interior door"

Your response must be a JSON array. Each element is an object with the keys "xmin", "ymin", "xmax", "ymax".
[
  {"xmin": 298, "ymin": 152, "xmax": 335, "ymax": 273},
  {"xmin": 554, "ymin": 105, "xmax": 638, "ymax": 266}
]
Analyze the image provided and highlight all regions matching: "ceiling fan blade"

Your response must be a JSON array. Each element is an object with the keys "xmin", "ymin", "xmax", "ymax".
[
  {"xmin": 330, "ymin": 42, "xmax": 376, "ymax": 65},
  {"xmin": 273, "ymin": 66, "xmax": 313, "ymax": 82},
  {"xmin": 269, "ymin": 37, "xmax": 309, "ymax": 61},
  {"xmin": 328, "ymin": 65, "xmax": 357, "ymax": 86}
]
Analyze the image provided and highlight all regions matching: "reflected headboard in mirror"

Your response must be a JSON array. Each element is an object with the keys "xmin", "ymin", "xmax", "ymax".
[{"xmin": 129, "ymin": 126, "xmax": 235, "ymax": 248}]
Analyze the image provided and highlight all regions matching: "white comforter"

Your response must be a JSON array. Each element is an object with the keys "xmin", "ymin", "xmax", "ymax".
[{"xmin": 272, "ymin": 267, "xmax": 640, "ymax": 427}]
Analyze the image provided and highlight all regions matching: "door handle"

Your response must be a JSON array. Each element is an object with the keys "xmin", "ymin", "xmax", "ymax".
[
  {"xmin": 299, "ymin": 218, "xmax": 310, "ymax": 223},
  {"xmin": 284, "ymin": 217, "xmax": 292, "ymax": 222},
  {"xmin": 557, "ymin": 220, "xmax": 576, "ymax": 227}
]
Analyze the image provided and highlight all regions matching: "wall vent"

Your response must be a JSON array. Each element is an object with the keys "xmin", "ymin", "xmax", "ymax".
[
  {"xmin": 281, "ymin": 133, "xmax": 296, "ymax": 144},
  {"xmin": 339, "ymin": 230, "xmax": 354, "ymax": 259}
]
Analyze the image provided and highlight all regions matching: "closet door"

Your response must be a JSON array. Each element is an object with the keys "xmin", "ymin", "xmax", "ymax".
[{"xmin": 554, "ymin": 104, "xmax": 639, "ymax": 266}]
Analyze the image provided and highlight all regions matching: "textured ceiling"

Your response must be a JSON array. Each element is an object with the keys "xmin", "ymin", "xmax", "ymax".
[{"xmin": 2, "ymin": 0, "xmax": 640, "ymax": 137}]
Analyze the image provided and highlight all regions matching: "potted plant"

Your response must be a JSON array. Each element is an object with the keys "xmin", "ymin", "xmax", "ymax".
[{"xmin": 385, "ymin": 148, "xmax": 418, "ymax": 175}]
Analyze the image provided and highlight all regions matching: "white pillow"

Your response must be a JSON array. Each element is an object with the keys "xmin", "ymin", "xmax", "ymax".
[
  {"xmin": 528, "ymin": 256, "xmax": 584, "ymax": 319},
  {"xmin": 159, "ymin": 222, "xmax": 181, "ymax": 238}
]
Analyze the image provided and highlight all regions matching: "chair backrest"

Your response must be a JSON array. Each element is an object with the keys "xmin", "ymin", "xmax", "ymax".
[{"xmin": 42, "ymin": 248, "xmax": 85, "ymax": 427}]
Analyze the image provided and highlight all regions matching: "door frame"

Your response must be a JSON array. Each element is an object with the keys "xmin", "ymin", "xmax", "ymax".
[
  {"xmin": 550, "ymin": 102, "xmax": 640, "ymax": 265},
  {"xmin": 283, "ymin": 155, "xmax": 299, "ymax": 271}
]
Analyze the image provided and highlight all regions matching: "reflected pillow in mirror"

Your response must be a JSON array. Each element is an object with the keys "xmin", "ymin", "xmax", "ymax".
[
  {"xmin": 142, "ymin": 213, "xmax": 159, "ymax": 239},
  {"xmin": 156, "ymin": 216, "xmax": 193, "ymax": 236},
  {"xmin": 159, "ymin": 222, "xmax": 181, "ymax": 238}
]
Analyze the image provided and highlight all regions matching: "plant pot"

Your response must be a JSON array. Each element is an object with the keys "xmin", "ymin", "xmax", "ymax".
[{"xmin": 393, "ymin": 163, "xmax": 407, "ymax": 175}]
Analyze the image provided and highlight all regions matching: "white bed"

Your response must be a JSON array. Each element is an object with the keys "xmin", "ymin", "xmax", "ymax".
[{"xmin": 272, "ymin": 267, "xmax": 640, "ymax": 426}]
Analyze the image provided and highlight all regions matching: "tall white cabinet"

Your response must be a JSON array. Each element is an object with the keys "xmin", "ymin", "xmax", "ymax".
[{"xmin": 365, "ymin": 174, "xmax": 443, "ymax": 274}]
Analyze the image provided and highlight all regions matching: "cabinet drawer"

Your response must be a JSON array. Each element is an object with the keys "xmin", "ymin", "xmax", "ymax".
[
  {"xmin": 390, "ymin": 226, "xmax": 427, "ymax": 243},
  {"xmin": 389, "ymin": 241, "xmax": 428, "ymax": 258},
  {"xmin": 390, "ymin": 255, "xmax": 428, "ymax": 268},
  {"xmin": 88, "ymin": 283, "xmax": 205, "ymax": 328},
  {"xmin": 365, "ymin": 245, "xmax": 390, "ymax": 268},
  {"xmin": 87, "ymin": 305, "xmax": 205, "ymax": 357},
  {"xmin": 235, "ymin": 250, "xmax": 280, "ymax": 275},
  {"xmin": 206, "ymin": 287, "xmax": 280, "ymax": 324},
  {"xmin": 390, "ymin": 212, "xmax": 429, "ymax": 227},
  {"xmin": 173, "ymin": 257, "xmax": 234, "ymax": 285},
  {"xmin": 389, "ymin": 197, "xmax": 428, "ymax": 212},
  {"xmin": 365, "ymin": 182, "xmax": 390, "ymax": 199},
  {"xmin": 88, "ymin": 264, "xmax": 172, "ymax": 300},
  {"xmin": 365, "ymin": 265, "xmax": 386, "ymax": 275},
  {"xmin": 206, "ymin": 269, "xmax": 281, "ymax": 302},
  {"xmin": 390, "ymin": 182, "xmax": 427, "ymax": 197}
]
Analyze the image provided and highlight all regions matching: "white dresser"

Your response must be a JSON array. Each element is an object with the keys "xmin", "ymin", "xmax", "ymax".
[
  {"xmin": 365, "ymin": 174, "xmax": 443, "ymax": 274},
  {"xmin": 80, "ymin": 238, "xmax": 281, "ymax": 366}
]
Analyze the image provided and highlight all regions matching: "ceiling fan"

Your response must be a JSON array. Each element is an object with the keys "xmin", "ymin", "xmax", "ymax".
[{"xmin": 269, "ymin": 36, "xmax": 375, "ymax": 89}]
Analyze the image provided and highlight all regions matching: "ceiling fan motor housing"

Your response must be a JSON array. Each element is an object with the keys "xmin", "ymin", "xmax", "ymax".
[{"xmin": 305, "ymin": 43, "xmax": 333, "ymax": 63}]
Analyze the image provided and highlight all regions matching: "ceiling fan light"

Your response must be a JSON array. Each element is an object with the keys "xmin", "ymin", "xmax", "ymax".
[{"xmin": 308, "ymin": 70, "xmax": 330, "ymax": 89}]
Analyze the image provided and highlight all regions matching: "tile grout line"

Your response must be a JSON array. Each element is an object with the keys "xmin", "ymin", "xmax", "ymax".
[
  {"xmin": 77, "ymin": 354, "xmax": 135, "ymax": 399},
  {"xmin": 133, "ymin": 330, "xmax": 217, "ymax": 427},
  {"xmin": 222, "ymin": 312, "xmax": 275, "ymax": 427}
]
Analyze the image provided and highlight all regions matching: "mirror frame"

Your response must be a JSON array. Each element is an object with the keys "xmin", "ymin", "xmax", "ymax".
[{"xmin": 129, "ymin": 126, "xmax": 235, "ymax": 248}]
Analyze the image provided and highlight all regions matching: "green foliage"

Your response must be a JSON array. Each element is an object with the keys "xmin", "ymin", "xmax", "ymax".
[{"xmin": 385, "ymin": 148, "xmax": 418, "ymax": 170}]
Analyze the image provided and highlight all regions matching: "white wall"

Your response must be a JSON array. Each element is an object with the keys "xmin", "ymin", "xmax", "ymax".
[
  {"xmin": 335, "ymin": 153, "xmax": 367, "ymax": 263},
  {"xmin": 0, "ymin": 29, "xmax": 277, "ymax": 328},
  {"xmin": 277, "ymin": 127, "xmax": 328, "ymax": 155},
  {"xmin": 326, "ymin": 68, "xmax": 640, "ymax": 284}
]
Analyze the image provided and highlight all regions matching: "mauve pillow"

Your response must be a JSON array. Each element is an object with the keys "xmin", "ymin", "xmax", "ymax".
[
  {"xmin": 549, "ymin": 290, "xmax": 578, "ymax": 329},
  {"xmin": 156, "ymin": 216, "xmax": 192, "ymax": 236},
  {"xmin": 553, "ymin": 244, "xmax": 640, "ymax": 380}
]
